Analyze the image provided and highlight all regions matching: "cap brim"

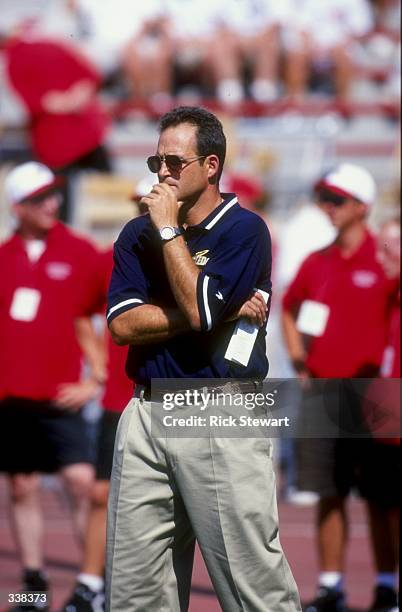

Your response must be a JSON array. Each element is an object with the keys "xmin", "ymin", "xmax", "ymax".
[
  {"xmin": 314, "ymin": 179, "xmax": 365, "ymax": 204},
  {"xmin": 17, "ymin": 176, "xmax": 65, "ymax": 203}
]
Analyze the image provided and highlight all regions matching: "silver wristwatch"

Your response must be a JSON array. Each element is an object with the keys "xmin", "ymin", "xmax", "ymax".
[{"xmin": 158, "ymin": 226, "xmax": 182, "ymax": 242}]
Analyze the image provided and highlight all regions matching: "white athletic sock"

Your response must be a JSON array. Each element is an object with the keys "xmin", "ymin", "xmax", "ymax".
[
  {"xmin": 319, "ymin": 572, "xmax": 343, "ymax": 591},
  {"xmin": 376, "ymin": 573, "xmax": 397, "ymax": 590},
  {"xmin": 216, "ymin": 79, "xmax": 244, "ymax": 105},
  {"xmin": 250, "ymin": 79, "xmax": 278, "ymax": 103},
  {"xmin": 77, "ymin": 573, "xmax": 104, "ymax": 592}
]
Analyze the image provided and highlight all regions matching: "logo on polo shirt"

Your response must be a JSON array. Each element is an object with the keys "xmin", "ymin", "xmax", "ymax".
[
  {"xmin": 352, "ymin": 270, "xmax": 378, "ymax": 288},
  {"xmin": 193, "ymin": 250, "xmax": 210, "ymax": 267},
  {"xmin": 46, "ymin": 262, "xmax": 73, "ymax": 280}
]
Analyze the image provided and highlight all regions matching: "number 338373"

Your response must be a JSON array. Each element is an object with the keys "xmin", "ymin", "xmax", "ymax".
[{"xmin": 8, "ymin": 592, "xmax": 47, "ymax": 604}]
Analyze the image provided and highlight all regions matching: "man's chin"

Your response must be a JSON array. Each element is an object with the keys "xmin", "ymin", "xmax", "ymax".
[{"xmin": 40, "ymin": 219, "xmax": 57, "ymax": 231}]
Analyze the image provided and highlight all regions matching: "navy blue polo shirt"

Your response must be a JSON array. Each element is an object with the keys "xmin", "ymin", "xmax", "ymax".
[{"xmin": 107, "ymin": 193, "xmax": 272, "ymax": 386}]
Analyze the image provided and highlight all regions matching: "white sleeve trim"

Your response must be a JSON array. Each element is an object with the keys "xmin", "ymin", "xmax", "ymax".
[
  {"xmin": 107, "ymin": 298, "xmax": 144, "ymax": 320},
  {"xmin": 202, "ymin": 275, "xmax": 212, "ymax": 331}
]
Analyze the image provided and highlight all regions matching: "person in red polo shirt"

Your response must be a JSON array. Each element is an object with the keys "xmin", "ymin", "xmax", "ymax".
[
  {"xmin": 377, "ymin": 218, "xmax": 400, "ymax": 380},
  {"xmin": 62, "ymin": 247, "xmax": 133, "ymax": 612},
  {"xmin": 0, "ymin": 161, "xmax": 105, "ymax": 611},
  {"xmin": 358, "ymin": 217, "xmax": 400, "ymax": 612},
  {"xmin": 282, "ymin": 164, "xmax": 396, "ymax": 612},
  {"xmin": 61, "ymin": 178, "xmax": 157, "ymax": 611}
]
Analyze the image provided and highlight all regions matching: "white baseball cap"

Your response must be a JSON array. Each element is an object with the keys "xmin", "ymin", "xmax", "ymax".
[
  {"xmin": 4, "ymin": 161, "xmax": 63, "ymax": 205},
  {"xmin": 315, "ymin": 163, "xmax": 376, "ymax": 207}
]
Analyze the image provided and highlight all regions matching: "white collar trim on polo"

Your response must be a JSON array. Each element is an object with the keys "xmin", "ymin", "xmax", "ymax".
[{"xmin": 204, "ymin": 196, "xmax": 238, "ymax": 230}]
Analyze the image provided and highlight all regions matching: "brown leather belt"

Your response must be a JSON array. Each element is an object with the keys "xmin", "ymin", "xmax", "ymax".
[{"xmin": 134, "ymin": 380, "xmax": 264, "ymax": 402}]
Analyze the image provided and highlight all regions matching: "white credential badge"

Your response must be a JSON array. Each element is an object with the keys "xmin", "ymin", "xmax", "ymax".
[
  {"xmin": 225, "ymin": 289, "xmax": 270, "ymax": 367},
  {"xmin": 10, "ymin": 288, "xmax": 41, "ymax": 321},
  {"xmin": 296, "ymin": 300, "xmax": 330, "ymax": 337}
]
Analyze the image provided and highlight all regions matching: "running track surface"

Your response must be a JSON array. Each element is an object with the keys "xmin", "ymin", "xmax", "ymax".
[{"xmin": 0, "ymin": 475, "xmax": 375, "ymax": 611}]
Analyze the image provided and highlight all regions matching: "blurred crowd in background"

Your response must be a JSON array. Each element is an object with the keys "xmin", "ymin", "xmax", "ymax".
[
  {"xmin": 0, "ymin": 1, "xmax": 400, "ymax": 611},
  {"xmin": 0, "ymin": 0, "xmax": 400, "ymax": 110},
  {"xmin": 0, "ymin": 0, "xmax": 400, "ymax": 231}
]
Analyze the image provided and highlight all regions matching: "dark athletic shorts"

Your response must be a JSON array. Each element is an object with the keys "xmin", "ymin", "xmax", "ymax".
[
  {"xmin": 297, "ymin": 437, "xmax": 400, "ymax": 508},
  {"xmin": 297, "ymin": 437, "xmax": 363, "ymax": 496},
  {"xmin": 295, "ymin": 379, "xmax": 400, "ymax": 507},
  {"xmin": 95, "ymin": 409, "xmax": 122, "ymax": 481},
  {"xmin": 358, "ymin": 441, "xmax": 400, "ymax": 508},
  {"xmin": 0, "ymin": 397, "xmax": 93, "ymax": 474}
]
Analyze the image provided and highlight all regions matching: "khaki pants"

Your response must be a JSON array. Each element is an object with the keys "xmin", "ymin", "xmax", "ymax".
[{"xmin": 106, "ymin": 397, "xmax": 301, "ymax": 612}]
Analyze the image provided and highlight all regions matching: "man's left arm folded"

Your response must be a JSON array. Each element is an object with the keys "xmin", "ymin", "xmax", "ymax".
[{"xmin": 196, "ymin": 220, "xmax": 272, "ymax": 332}]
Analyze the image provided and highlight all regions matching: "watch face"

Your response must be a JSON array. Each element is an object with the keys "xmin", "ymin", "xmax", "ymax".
[{"xmin": 160, "ymin": 226, "xmax": 174, "ymax": 240}]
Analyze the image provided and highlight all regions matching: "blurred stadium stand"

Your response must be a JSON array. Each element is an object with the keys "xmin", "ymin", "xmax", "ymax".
[{"xmin": 0, "ymin": 0, "xmax": 400, "ymax": 242}]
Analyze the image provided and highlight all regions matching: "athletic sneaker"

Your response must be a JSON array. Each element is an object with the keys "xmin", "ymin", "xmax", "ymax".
[
  {"xmin": 304, "ymin": 586, "xmax": 347, "ymax": 612},
  {"xmin": 62, "ymin": 582, "xmax": 105, "ymax": 612},
  {"xmin": 368, "ymin": 585, "xmax": 399, "ymax": 612},
  {"xmin": 9, "ymin": 569, "xmax": 49, "ymax": 611}
]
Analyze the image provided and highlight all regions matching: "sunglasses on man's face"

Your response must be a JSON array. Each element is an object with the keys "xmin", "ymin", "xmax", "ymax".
[
  {"xmin": 317, "ymin": 190, "xmax": 348, "ymax": 207},
  {"xmin": 147, "ymin": 154, "xmax": 206, "ymax": 173}
]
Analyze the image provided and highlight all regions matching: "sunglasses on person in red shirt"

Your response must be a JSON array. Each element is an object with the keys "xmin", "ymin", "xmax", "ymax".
[
  {"xmin": 316, "ymin": 189, "xmax": 351, "ymax": 207},
  {"xmin": 22, "ymin": 190, "xmax": 62, "ymax": 206}
]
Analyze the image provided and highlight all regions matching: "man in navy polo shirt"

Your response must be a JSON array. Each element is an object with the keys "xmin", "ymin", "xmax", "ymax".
[{"xmin": 106, "ymin": 106, "xmax": 301, "ymax": 611}]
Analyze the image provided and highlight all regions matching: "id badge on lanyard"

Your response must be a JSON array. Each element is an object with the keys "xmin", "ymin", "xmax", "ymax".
[
  {"xmin": 296, "ymin": 299, "xmax": 330, "ymax": 337},
  {"xmin": 9, "ymin": 288, "xmax": 41, "ymax": 321}
]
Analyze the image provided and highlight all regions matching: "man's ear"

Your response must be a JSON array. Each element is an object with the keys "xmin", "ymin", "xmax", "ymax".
[{"xmin": 206, "ymin": 155, "xmax": 220, "ymax": 183}]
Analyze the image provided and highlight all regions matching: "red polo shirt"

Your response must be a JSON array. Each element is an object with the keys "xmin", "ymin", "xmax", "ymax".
[
  {"xmin": 102, "ymin": 336, "xmax": 133, "ymax": 412},
  {"xmin": 0, "ymin": 223, "xmax": 101, "ymax": 401},
  {"xmin": 283, "ymin": 231, "xmax": 396, "ymax": 377},
  {"xmin": 98, "ymin": 249, "xmax": 132, "ymax": 412},
  {"xmin": 364, "ymin": 293, "xmax": 400, "ymax": 444},
  {"xmin": 5, "ymin": 36, "xmax": 109, "ymax": 168},
  {"xmin": 381, "ymin": 292, "xmax": 400, "ymax": 378}
]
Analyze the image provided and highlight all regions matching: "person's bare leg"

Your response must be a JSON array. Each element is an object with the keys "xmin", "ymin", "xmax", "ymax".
[
  {"xmin": 122, "ymin": 36, "xmax": 173, "ymax": 98},
  {"xmin": 388, "ymin": 506, "xmax": 399, "ymax": 560},
  {"xmin": 8, "ymin": 473, "xmax": 44, "ymax": 570},
  {"xmin": 366, "ymin": 501, "xmax": 399, "ymax": 572},
  {"xmin": 61, "ymin": 479, "xmax": 107, "ymax": 610},
  {"xmin": 209, "ymin": 29, "xmax": 244, "ymax": 104},
  {"xmin": 60, "ymin": 463, "xmax": 94, "ymax": 542},
  {"xmin": 255, "ymin": 26, "xmax": 280, "ymax": 80},
  {"xmin": 284, "ymin": 31, "xmax": 312, "ymax": 99},
  {"xmin": 81, "ymin": 480, "xmax": 109, "ymax": 576},
  {"xmin": 284, "ymin": 50, "xmax": 310, "ymax": 99},
  {"xmin": 332, "ymin": 44, "xmax": 353, "ymax": 99},
  {"xmin": 317, "ymin": 496, "xmax": 348, "ymax": 571},
  {"xmin": 210, "ymin": 29, "xmax": 239, "ymax": 83}
]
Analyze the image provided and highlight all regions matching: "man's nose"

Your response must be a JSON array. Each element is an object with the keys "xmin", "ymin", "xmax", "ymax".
[
  {"xmin": 42, "ymin": 194, "xmax": 61, "ymax": 211},
  {"xmin": 158, "ymin": 159, "xmax": 172, "ymax": 180}
]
